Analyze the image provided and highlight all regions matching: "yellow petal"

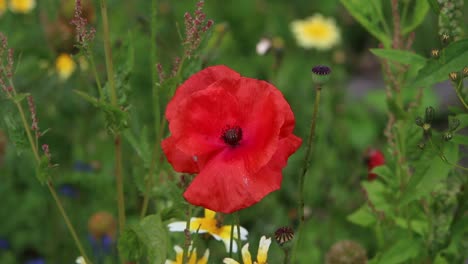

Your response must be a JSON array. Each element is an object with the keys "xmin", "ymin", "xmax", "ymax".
[
  {"xmin": 241, "ymin": 243, "xmax": 253, "ymax": 264},
  {"xmin": 223, "ymin": 258, "xmax": 241, "ymax": 264},
  {"xmin": 256, "ymin": 236, "xmax": 271, "ymax": 264},
  {"xmin": 204, "ymin": 208, "xmax": 216, "ymax": 219}
]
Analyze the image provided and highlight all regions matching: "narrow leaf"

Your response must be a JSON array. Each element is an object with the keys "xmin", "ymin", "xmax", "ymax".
[
  {"xmin": 402, "ymin": 0, "xmax": 430, "ymax": 34},
  {"xmin": 370, "ymin": 49, "xmax": 426, "ymax": 66}
]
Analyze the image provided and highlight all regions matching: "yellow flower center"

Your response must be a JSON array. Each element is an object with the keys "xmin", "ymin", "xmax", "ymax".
[
  {"xmin": 9, "ymin": 0, "xmax": 36, "ymax": 13},
  {"xmin": 304, "ymin": 22, "xmax": 330, "ymax": 40},
  {"xmin": 55, "ymin": 53, "xmax": 76, "ymax": 80}
]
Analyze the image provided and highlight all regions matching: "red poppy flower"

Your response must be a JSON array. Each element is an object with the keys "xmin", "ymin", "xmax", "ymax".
[
  {"xmin": 162, "ymin": 65, "xmax": 302, "ymax": 213},
  {"xmin": 366, "ymin": 149, "xmax": 385, "ymax": 181}
]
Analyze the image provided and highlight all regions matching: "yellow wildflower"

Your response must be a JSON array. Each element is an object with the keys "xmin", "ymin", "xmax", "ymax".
[
  {"xmin": 290, "ymin": 14, "xmax": 340, "ymax": 50},
  {"xmin": 168, "ymin": 209, "xmax": 248, "ymax": 252},
  {"xmin": 0, "ymin": 0, "xmax": 6, "ymax": 16},
  {"xmin": 55, "ymin": 53, "xmax": 76, "ymax": 80},
  {"xmin": 9, "ymin": 0, "xmax": 36, "ymax": 14},
  {"xmin": 223, "ymin": 236, "xmax": 272, "ymax": 264},
  {"xmin": 165, "ymin": 245, "xmax": 209, "ymax": 264}
]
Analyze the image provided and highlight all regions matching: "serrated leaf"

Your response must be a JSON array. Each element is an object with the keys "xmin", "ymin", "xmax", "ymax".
[
  {"xmin": 402, "ymin": 0, "xmax": 429, "ymax": 34},
  {"xmin": 377, "ymin": 239, "xmax": 419, "ymax": 264},
  {"xmin": 118, "ymin": 227, "xmax": 145, "ymax": 261},
  {"xmin": 12, "ymin": 93, "xmax": 31, "ymax": 103},
  {"xmin": 340, "ymin": 0, "xmax": 391, "ymax": 47},
  {"xmin": 370, "ymin": 49, "xmax": 426, "ymax": 66},
  {"xmin": 35, "ymin": 155, "xmax": 50, "ymax": 184},
  {"xmin": 362, "ymin": 181, "xmax": 392, "ymax": 214},
  {"xmin": 347, "ymin": 205, "xmax": 376, "ymax": 227},
  {"xmin": 412, "ymin": 39, "xmax": 468, "ymax": 88},
  {"xmin": 401, "ymin": 142, "xmax": 458, "ymax": 204}
]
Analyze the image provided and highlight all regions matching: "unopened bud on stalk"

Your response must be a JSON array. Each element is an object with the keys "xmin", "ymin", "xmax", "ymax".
[
  {"xmin": 431, "ymin": 49, "xmax": 440, "ymax": 58},
  {"xmin": 425, "ymin": 106, "xmax": 435, "ymax": 124},
  {"xmin": 311, "ymin": 65, "xmax": 331, "ymax": 85},
  {"xmin": 463, "ymin": 66, "xmax": 468, "ymax": 78},
  {"xmin": 415, "ymin": 116, "xmax": 424, "ymax": 127},
  {"xmin": 443, "ymin": 132, "xmax": 452, "ymax": 141},
  {"xmin": 448, "ymin": 72, "xmax": 459, "ymax": 82}
]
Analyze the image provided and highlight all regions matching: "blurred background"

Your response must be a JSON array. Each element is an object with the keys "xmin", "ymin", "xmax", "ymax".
[{"xmin": 0, "ymin": 0, "xmax": 465, "ymax": 263}]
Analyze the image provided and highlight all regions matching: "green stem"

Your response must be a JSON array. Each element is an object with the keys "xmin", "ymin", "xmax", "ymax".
[
  {"xmin": 292, "ymin": 83, "xmax": 322, "ymax": 262},
  {"xmin": 88, "ymin": 53, "xmax": 104, "ymax": 99},
  {"xmin": 100, "ymin": 0, "xmax": 126, "ymax": 236},
  {"xmin": 48, "ymin": 181, "xmax": 93, "ymax": 264},
  {"xmin": 453, "ymin": 80, "xmax": 468, "ymax": 110},
  {"xmin": 429, "ymin": 138, "xmax": 468, "ymax": 171},
  {"xmin": 234, "ymin": 212, "xmax": 242, "ymax": 261},
  {"xmin": 182, "ymin": 206, "xmax": 193, "ymax": 264},
  {"xmin": 100, "ymin": 0, "xmax": 117, "ymax": 105},
  {"xmin": 15, "ymin": 101, "xmax": 40, "ymax": 162},
  {"xmin": 283, "ymin": 248, "xmax": 290, "ymax": 264},
  {"xmin": 140, "ymin": 0, "xmax": 159, "ymax": 219},
  {"xmin": 114, "ymin": 135, "xmax": 126, "ymax": 231},
  {"xmin": 229, "ymin": 221, "xmax": 234, "ymax": 258},
  {"xmin": 6, "ymin": 80, "xmax": 93, "ymax": 264}
]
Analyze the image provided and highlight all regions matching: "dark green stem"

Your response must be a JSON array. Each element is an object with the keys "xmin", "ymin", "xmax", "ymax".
[{"xmin": 292, "ymin": 83, "xmax": 322, "ymax": 262}]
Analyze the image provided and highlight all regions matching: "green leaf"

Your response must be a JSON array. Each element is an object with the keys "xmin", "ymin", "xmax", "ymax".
[
  {"xmin": 371, "ymin": 166, "xmax": 395, "ymax": 186},
  {"xmin": 401, "ymin": 142, "xmax": 458, "ymax": 204},
  {"xmin": 377, "ymin": 239, "xmax": 419, "ymax": 264},
  {"xmin": 394, "ymin": 217, "xmax": 428, "ymax": 236},
  {"xmin": 412, "ymin": 39, "xmax": 468, "ymax": 88},
  {"xmin": 452, "ymin": 113, "xmax": 468, "ymax": 132},
  {"xmin": 347, "ymin": 205, "xmax": 376, "ymax": 227},
  {"xmin": 370, "ymin": 49, "xmax": 426, "ymax": 66},
  {"xmin": 427, "ymin": 0, "xmax": 440, "ymax": 15},
  {"xmin": 362, "ymin": 181, "xmax": 392, "ymax": 214},
  {"xmin": 451, "ymin": 134, "xmax": 468, "ymax": 145},
  {"xmin": 402, "ymin": 0, "xmax": 430, "ymax": 34},
  {"xmin": 118, "ymin": 214, "xmax": 168, "ymax": 263},
  {"xmin": 340, "ymin": 0, "xmax": 391, "ymax": 47},
  {"xmin": 12, "ymin": 93, "xmax": 30, "ymax": 103}
]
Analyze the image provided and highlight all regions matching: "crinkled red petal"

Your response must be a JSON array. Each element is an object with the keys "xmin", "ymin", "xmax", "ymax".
[
  {"xmin": 161, "ymin": 136, "xmax": 199, "ymax": 173},
  {"xmin": 166, "ymin": 65, "xmax": 240, "ymax": 121}
]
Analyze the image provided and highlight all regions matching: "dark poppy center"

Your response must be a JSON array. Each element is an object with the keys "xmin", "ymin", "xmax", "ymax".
[{"xmin": 221, "ymin": 126, "xmax": 243, "ymax": 146}]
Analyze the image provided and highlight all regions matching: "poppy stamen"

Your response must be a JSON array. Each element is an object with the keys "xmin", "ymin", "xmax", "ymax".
[{"xmin": 221, "ymin": 126, "xmax": 242, "ymax": 146}]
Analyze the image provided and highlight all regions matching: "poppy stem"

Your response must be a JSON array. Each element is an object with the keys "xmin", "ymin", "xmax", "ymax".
[
  {"xmin": 182, "ymin": 205, "xmax": 193, "ymax": 264},
  {"xmin": 235, "ymin": 212, "xmax": 243, "ymax": 260},
  {"xmin": 293, "ymin": 82, "xmax": 322, "ymax": 262},
  {"xmin": 229, "ymin": 218, "xmax": 235, "ymax": 258}
]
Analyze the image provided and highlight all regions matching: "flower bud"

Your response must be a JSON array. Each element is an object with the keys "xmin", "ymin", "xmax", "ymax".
[
  {"xmin": 311, "ymin": 65, "xmax": 332, "ymax": 85},
  {"xmin": 431, "ymin": 49, "xmax": 440, "ymax": 58},
  {"xmin": 443, "ymin": 132, "xmax": 452, "ymax": 141},
  {"xmin": 463, "ymin": 66, "xmax": 468, "ymax": 78},
  {"xmin": 425, "ymin": 106, "xmax": 435, "ymax": 124},
  {"xmin": 415, "ymin": 116, "xmax": 424, "ymax": 127},
  {"xmin": 448, "ymin": 72, "xmax": 459, "ymax": 82}
]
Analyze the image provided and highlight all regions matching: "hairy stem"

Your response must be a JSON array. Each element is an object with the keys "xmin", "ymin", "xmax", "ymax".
[{"xmin": 292, "ymin": 83, "xmax": 322, "ymax": 262}]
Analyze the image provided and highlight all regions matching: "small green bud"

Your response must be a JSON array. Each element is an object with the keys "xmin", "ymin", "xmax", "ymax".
[
  {"xmin": 311, "ymin": 65, "xmax": 332, "ymax": 85},
  {"xmin": 448, "ymin": 118, "xmax": 460, "ymax": 131},
  {"xmin": 415, "ymin": 116, "xmax": 424, "ymax": 127},
  {"xmin": 425, "ymin": 106, "xmax": 435, "ymax": 123},
  {"xmin": 443, "ymin": 132, "xmax": 452, "ymax": 141},
  {"xmin": 418, "ymin": 141, "xmax": 425, "ymax": 149},
  {"xmin": 449, "ymin": 72, "xmax": 459, "ymax": 82}
]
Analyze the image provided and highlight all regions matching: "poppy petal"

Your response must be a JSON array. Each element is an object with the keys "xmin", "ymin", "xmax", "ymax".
[
  {"xmin": 162, "ymin": 136, "xmax": 199, "ymax": 173},
  {"xmin": 166, "ymin": 65, "xmax": 240, "ymax": 121}
]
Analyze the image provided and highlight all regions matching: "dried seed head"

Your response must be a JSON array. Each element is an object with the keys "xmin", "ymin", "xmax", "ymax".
[
  {"xmin": 431, "ymin": 49, "xmax": 440, "ymax": 58},
  {"xmin": 274, "ymin": 226, "xmax": 294, "ymax": 246}
]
